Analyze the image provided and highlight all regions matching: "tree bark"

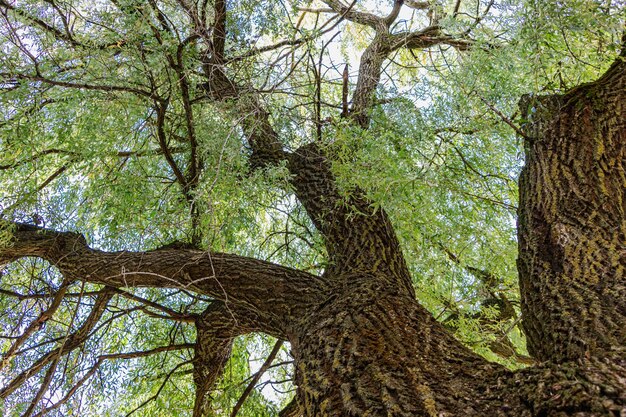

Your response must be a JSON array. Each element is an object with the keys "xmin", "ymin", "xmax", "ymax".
[
  {"xmin": 2, "ymin": 2, "xmax": 626, "ymax": 415},
  {"xmin": 517, "ymin": 57, "xmax": 626, "ymax": 363}
]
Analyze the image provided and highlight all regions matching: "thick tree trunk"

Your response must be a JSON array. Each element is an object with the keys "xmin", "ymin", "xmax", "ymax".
[
  {"xmin": 517, "ymin": 57, "xmax": 626, "ymax": 363},
  {"xmin": 289, "ymin": 278, "xmax": 498, "ymax": 416},
  {"xmin": 2, "ymin": 5, "xmax": 626, "ymax": 413},
  {"xmin": 509, "ymin": 55, "xmax": 626, "ymax": 415}
]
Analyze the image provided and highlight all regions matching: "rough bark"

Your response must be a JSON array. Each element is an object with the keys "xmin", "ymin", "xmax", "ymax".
[
  {"xmin": 193, "ymin": 301, "xmax": 260, "ymax": 417},
  {"xmin": 288, "ymin": 143, "xmax": 414, "ymax": 294},
  {"xmin": 518, "ymin": 57, "xmax": 626, "ymax": 363},
  {"xmin": 2, "ymin": 1, "xmax": 626, "ymax": 415},
  {"xmin": 289, "ymin": 279, "xmax": 499, "ymax": 416},
  {"xmin": 0, "ymin": 223, "xmax": 326, "ymax": 338}
]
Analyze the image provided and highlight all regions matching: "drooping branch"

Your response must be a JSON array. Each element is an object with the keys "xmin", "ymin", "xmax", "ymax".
[
  {"xmin": 29, "ymin": 343, "xmax": 194, "ymax": 417},
  {"xmin": 0, "ymin": 72, "xmax": 154, "ymax": 99},
  {"xmin": 0, "ymin": 0, "xmax": 124, "ymax": 49},
  {"xmin": 0, "ymin": 290, "xmax": 114, "ymax": 400},
  {"xmin": 0, "ymin": 222, "xmax": 328, "ymax": 334},
  {"xmin": 126, "ymin": 360, "xmax": 194, "ymax": 417}
]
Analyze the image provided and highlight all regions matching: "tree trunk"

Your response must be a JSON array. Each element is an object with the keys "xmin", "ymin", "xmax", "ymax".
[
  {"xmin": 2, "ymin": 6, "xmax": 626, "ymax": 414},
  {"xmin": 289, "ymin": 278, "xmax": 499, "ymax": 416},
  {"xmin": 517, "ymin": 57, "xmax": 626, "ymax": 363},
  {"xmin": 510, "ymin": 55, "xmax": 626, "ymax": 415}
]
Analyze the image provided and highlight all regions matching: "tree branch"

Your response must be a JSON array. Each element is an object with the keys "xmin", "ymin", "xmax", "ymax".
[
  {"xmin": 319, "ymin": 0, "xmax": 382, "ymax": 29},
  {"xmin": 0, "ymin": 222, "xmax": 327, "ymax": 334},
  {"xmin": 287, "ymin": 144, "xmax": 413, "ymax": 293},
  {"xmin": 192, "ymin": 301, "xmax": 262, "ymax": 417},
  {"xmin": 230, "ymin": 340, "xmax": 283, "ymax": 417},
  {"xmin": 0, "ymin": 0, "xmax": 123, "ymax": 49}
]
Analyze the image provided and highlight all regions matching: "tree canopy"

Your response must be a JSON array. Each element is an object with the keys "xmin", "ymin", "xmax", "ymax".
[{"xmin": 0, "ymin": 0, "xmax": 625, "ymax": 416}]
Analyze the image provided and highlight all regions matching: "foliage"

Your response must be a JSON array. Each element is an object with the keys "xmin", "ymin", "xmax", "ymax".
[{"xmin": 0, "ymin": 0, "xmax": 623, "ymax": 415}]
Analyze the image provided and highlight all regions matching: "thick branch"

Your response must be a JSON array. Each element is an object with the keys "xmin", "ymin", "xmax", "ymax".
[
  {"xmin": 200, "ymin": 63, "xmax": 285, "ymax": 168},
  {"xmin": 288, "ymin": 143, "xmax": 413, "ymax": 293},
  {"xmin": 196, "ymin": 1, "xmax": 412, "ymax": 292},
  {"xmin": 192, "ymin": 301, "xmax": 260, "ymax": 417},
  {"xmin": 1, "ymin": 223, "xmax": 328, "ymax": 334},
  {"xmin": 349, "ymin": 25, "xmax": 474, "ymax": 128},
  {"xmin": 320, "ymin": 0, "xmax": 382, "ymax": 29},
  {"xmin": 210, "ymin": 0, "xmax": 227, "ymax": 64}
]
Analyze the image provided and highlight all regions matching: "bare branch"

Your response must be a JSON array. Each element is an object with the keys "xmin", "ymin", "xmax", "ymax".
[
  {"xmin": 100, "ymin": 343, "xmax": 195, "ymax": 360},
  {"xmin": 230, "ymin": 340, "xmax": 283, "ymax": 417},
  {"xmin": 155, "ymin": 101, "xmax": 189, "ymax": 192},
  {"xmin": 452, "ymin": 0, "xmax": 462, "ymax": 17},
  {"xmin": 115, "ymin": 288, "xmax": 196, "ymax": 323},
  {"xmin": 21, "ymin": 356, "xmax": 59, "ymax": 417}
]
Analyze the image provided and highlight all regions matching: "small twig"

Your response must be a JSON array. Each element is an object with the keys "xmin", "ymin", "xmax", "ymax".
[
  {"xmin": 230, "ymin": 340, "xmax": 283, "ymax": 417},
  {"xmin": 474, "ymin": 93, "xmax": 529, "ymax": 139}
]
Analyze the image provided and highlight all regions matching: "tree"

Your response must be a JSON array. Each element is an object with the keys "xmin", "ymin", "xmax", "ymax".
[{"xmin": 0, "ymin": 0, "xmax": 625, "ymax": 416}]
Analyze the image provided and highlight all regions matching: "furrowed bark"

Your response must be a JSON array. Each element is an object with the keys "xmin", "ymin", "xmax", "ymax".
[
  {"xmin": 197, "ymin": 4, "xmax": 414, "ymax": 293},
  {"xmin": 517, "ymin": 56, "xmax": 626, "ymax": 363},
  {"xmin": 193, "ymin": 301, "xmax": 263, "ymax": 417},
  {"xmin": 288, "ymin": 143, "xmax": 414, "ymax": 294},
  {"xmin": 279, "ymin": 396, "xmax": 303, "ymax": 417},
  {"xmin": 0, "ymin": 222, "xmax": 326, "ymax": 335},
  {"xmin": 290, "ymin": 286, "xmax": 482, "ymax": 416}
]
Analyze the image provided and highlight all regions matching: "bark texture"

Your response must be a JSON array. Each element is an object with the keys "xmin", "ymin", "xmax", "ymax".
[
  {"xmin": 1, "ymin": 1, "xmax": 626, "ymax": 415},
  {"xmin": 518, "ymin": 57, "xmax": 626, "ymax": 363}
]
